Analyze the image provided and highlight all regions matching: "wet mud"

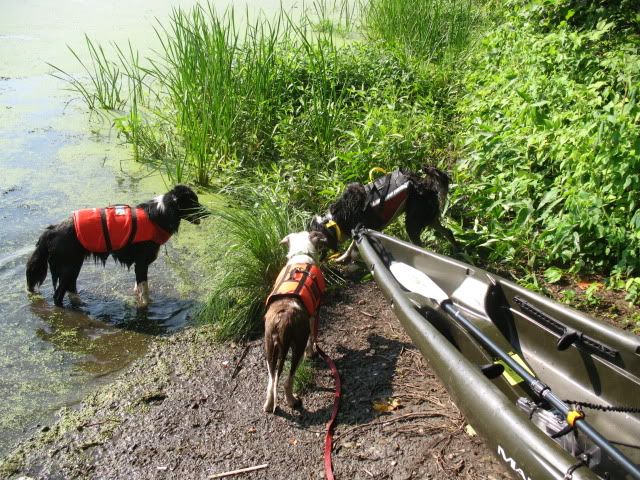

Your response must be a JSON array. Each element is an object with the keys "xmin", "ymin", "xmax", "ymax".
[{"xmin": 1, "ymin": 281, "xmax": 511, "ymax": 480}]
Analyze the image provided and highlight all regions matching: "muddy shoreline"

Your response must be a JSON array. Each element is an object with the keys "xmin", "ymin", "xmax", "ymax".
[{"xmin": 0, "ymin": 282, "xmax": 510, "ymax": 480}]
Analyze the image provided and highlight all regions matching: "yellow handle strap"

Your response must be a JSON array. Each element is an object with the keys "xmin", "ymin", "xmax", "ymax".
[
  {"xmin": 325, "ymin": 220, "xmax": 346, "ymax": 243},
  {"xmin": 369, "ymin": 167, "xmax": 387, "ymax": 183}
]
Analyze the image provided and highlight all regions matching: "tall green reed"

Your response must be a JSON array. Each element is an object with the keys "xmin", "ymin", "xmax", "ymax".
[
  {"xmin": 49, "ymin": 35, "xmax": 125, "ymax": 111},
  {"xmin": 363, "ymin": 0, "xmax": 478, "ymax": 61},
  {"xmin": 151, "ymin": 5, "xmax": 241, "ymax": 185},
  {"xmin": 198, "ymin": 191, "xmax": 309, "ymax": 340}
]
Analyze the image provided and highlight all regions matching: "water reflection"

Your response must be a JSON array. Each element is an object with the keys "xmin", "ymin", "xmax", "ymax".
[
  {"xmin": 29, "ymin": 280, "xmax": 194, "ymax": 366},
  {"xmin": 30, "ymin": 299, "xmax": 149, "ymax": 376}
]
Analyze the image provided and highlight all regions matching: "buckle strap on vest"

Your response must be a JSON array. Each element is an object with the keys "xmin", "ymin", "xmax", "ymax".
[
  {"xmin": 267, "ymin": 263, "xmax": 325, "ymax": 316},
  {"xmin": 99, "ymin": 208, "xmax": 113, "ymax": 252},
  {"xmin": 125, "ymin": 207, "xmax": 138, "ymax": 247},
  {"xmin": 367, "ymin": 173, "xmax": 393, "ymax": 212}
]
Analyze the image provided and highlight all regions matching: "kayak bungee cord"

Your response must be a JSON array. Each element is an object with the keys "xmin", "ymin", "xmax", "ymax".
[
  {"xmin": 387, "ymin": 257, "xmax": 640, "ymax": 480},
  {"xmin": 439, "ymin": 299, "xmax": 640, "ymax": 480},
  {"xmin": 561, "ymin": 400, "xmax": 640, "ymax": 414}
]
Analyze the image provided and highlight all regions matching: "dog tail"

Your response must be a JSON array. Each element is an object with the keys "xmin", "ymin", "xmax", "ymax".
[
  {"xmin": 271, "ymin": 332, "xmax": 283, "ymax": 408},
  {"xmin": 26, "ymin": 227, "xmax": 53, "ymax": 292},
  {"xmin": 274, "ymin": 328, "xmax": 290, "ymax": 382}
]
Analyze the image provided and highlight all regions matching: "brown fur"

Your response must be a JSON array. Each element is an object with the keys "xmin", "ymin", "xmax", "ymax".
[
  {"xmin": 263, "ymin": 231, "xmax": 326, "ymax": 413},
  {"xmin": 263, "ymin": 298, "xmax": 311, "ymax": 413}
]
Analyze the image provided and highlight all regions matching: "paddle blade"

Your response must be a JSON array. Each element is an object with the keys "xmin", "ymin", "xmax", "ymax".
[{"xmin": 389, "ymin": 262, "xmax": 448, "ymax": 304}]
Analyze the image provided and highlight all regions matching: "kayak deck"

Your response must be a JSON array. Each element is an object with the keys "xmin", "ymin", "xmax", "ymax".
[{"xmin": 355, "ymin": 229, "xmax": 640, "ymax": 480}]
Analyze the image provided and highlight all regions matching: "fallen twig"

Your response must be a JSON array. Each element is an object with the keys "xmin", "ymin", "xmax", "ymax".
[
  {"xmin": 208, "ymin": 463, "xmax": 268, "ymax": 479},
  {"xmin": 231, "ymin": 345, "xmax": 252, "ymax": 380}
]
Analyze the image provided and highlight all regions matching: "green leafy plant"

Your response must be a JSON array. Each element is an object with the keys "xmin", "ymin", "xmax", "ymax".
[
  {"xmin": 624, "ymin": 278, "xmax": 640, "ymax": 305},
  {"xmin": 452, "ymin": 0, "xmax": 640, "ymax": 277},
  {"xmin": 544, "ymin": 267, "xmax": 563, "ymax": 284}
]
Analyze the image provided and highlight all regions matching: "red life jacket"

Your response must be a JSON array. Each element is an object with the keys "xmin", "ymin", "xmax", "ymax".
[
  {"xmin": 73, "ymin": 206, "xmax": 172, "ymax": 253},
  {"xmin": 364, "ymin": 170, "xmax": 411, "ymax": 228},
  {"xmin": 266, "ymin": 263, "xmax": 326, "ymax": 316}
]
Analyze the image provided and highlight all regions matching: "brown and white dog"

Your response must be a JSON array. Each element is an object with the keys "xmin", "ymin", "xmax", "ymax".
[{"xmin": 263, "ymin": 231, "xmax": 327, "ymax": 413}]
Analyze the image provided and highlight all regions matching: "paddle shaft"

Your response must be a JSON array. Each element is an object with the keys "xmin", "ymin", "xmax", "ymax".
[{"xmin": 442, "ymin": 300, "xmax": 640, "ymax": 480}]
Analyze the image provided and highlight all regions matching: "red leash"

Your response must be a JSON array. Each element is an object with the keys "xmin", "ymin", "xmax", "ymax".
[
  {"xmin": 314, "ymin": 313, "xmax": 341, "ymax": 480},
  {"xmin": 316, "ymin": 344, "xmax": 341, "ymax": 480}
]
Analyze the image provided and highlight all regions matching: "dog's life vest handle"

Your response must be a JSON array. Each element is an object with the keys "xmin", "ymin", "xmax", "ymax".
[
  {"xmin": 266, "ymin": 264, "xmax": 326, "ymax": 316},
  {"xmin": 368, "ymin": 166, "xmax": 387, "ymax": 183}
]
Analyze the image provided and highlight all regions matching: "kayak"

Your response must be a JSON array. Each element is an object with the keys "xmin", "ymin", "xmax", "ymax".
[{"xmin": 355, "ymin": 229, "xmax": 640, "ymax": 480}]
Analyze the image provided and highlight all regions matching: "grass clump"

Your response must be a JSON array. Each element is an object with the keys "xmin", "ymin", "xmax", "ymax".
[
  {"xmin": 363, "ymin": 0, "xmax": 480, "ymax": 61},
  {"xmin": 292, "ymin": 358, "xmax": 315, "ymax": 394},
  {"xmin": 49, "ymin": 35, "xmax": 126, "ymax": 111},
  {"xmin": 197, "ymin": 191, "xmax": 309, "ymax": 340}
]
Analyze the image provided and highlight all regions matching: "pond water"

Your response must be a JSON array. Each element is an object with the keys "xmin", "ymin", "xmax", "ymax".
[{"xmin": 0, "ymin": 0, "xmax": 297, "ymax": 456}]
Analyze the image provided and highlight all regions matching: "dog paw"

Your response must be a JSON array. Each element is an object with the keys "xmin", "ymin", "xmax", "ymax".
[
  {"xmin": 68, "ymin": 292, "xmax": 84, "ymax": 306},
  {"xmin": 287, "ymin": 395, "xmax": 302, "ymax": 409},
  {"xmin": 304, "ymin": 344, "xmax": 318, "ymax": 359},
  {"xmin": 136, "ymin": 298, "xmax": 149, "ymax": 309},
  {"xmin": 263, "ymin": 401, "xmax": 275, "ymax": 413},
  {"xmin": 135, "ymin": 281, "xmax": 150, "ymax": 309}
]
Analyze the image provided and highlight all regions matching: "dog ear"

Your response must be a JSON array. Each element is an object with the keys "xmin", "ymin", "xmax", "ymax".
[{"xmin": 280, "ymin": 234, "xmax": 290, "ymax": 246}]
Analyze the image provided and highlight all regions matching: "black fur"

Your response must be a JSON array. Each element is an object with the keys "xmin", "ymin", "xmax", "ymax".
[
  {"xmin": 310, "ymin": 166, "xmax": 458, "ymax": 252},
  {"xmin": 26, "ymin": 185, "xmax": 205, "ymax": 307}
]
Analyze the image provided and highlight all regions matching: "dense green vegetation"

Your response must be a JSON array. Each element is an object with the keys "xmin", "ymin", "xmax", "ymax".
[
  {"xmin": 55, "ymin": 0, "xmax": 640, "ymax": 338},
  {"xmin": 453, "ymin": 0, "xmax": 640, "ymax": 285},
  {"xmin": 54, "ymin": 1, "xmax": 476, "ymax": 204}
]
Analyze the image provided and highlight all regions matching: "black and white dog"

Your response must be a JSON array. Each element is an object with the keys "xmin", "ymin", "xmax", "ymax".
[
  {"xmin": 310, "ymin": 166, "xmax": 458, "ymax": 261},
  {"xmin": 26, "ymin": 185, "xmax": 205, "ymax": 308}
]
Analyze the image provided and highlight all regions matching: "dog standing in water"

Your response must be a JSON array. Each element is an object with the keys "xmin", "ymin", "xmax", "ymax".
[
  {"xmin": 26, "ymin": 185, "xmax": 204, "ymax": 308},
  {"xmin": 310, "ymin": 166, "xmax": 458, "ymax": 261},
  {"xmin": 263, "ymin": 231, "xmax": 327, "ymax": 413}
]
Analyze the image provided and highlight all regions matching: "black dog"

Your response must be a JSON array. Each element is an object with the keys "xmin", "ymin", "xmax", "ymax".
[
  {"xmin": 310, "ymin": 166, "xmax": 458, "ymax": 260},
  {"xmin": 26, "ymin": 185, "xmax": 204, "ymax": 308}
]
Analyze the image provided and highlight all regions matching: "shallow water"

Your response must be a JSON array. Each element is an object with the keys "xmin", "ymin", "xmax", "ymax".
[{"xmin": 0, "ymin": 0, "xmax": 271, "ymax": 456}]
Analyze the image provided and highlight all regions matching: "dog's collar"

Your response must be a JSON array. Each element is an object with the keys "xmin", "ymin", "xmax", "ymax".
[{"xmin": 325, "ymin": 219, "xmax": 346, "ymax": 243}]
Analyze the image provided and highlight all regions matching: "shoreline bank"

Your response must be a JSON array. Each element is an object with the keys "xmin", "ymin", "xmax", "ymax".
[{"xmin": 1, "ymin": 281, "xmax": 509, "ymax": 480}]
